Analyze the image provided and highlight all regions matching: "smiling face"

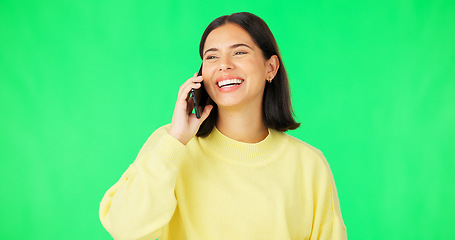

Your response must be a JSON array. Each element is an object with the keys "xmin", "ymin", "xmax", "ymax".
[{"xmin": 201, "ymin": 23, "xmax": 276, "ymax": 111}]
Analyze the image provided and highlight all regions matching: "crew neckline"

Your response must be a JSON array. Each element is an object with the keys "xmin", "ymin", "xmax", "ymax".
[{"xmin": 199, "ymin": 126, "xmax": 288, "ymax": 166}]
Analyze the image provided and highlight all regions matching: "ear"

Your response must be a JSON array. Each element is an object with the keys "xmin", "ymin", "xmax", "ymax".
[{"xmin": 265, "ymin": 55, "xmax": 280, "ymax": 81}]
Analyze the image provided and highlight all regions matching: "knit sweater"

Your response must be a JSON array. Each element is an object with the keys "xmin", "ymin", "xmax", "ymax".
[{"xmin": 99, "ymin": 125, "xmax": 347, "ymax": 240}]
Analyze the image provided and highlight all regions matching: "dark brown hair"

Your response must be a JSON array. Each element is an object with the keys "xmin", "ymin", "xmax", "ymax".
[{"xmin": 196, "ymin": 12, "xmax": 300, "ymax": 137}]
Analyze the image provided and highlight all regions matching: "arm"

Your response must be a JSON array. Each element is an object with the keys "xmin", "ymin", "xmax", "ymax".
[
  {"xmin": 99, "ymin": 126, "xmax": 185, "ymax": 240},
  {"xmin": 315, "ymin": 179, "xmax": 347, "ymax": 240},
  {"xmin": 99, "ymin": 74, "xmax": 213, "ymax": 240},
  {"xmin": 305, "ymin": 145, "xmax": 347, "ymax": 240}
]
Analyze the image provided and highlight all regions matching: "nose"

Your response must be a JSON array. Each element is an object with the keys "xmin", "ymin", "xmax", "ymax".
[{"xmin": 218, "ymin": 56, "xmax": 234, "ymax": 71}]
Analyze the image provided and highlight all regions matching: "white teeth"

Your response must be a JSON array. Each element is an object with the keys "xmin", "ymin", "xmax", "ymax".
[{"xmin": 217, "ymin": 79, "xmax": 243, "ymax": 88}]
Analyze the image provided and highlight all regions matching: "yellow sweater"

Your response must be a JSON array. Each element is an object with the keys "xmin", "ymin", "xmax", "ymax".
[{"xmin": 99, "ymin": 125, "xmax": 347, "ymax": 240}]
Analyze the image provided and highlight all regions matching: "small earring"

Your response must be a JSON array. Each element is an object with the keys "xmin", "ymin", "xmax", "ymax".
[{"xmin": 268, "ymin": 77, "xmax": 273, "ymax": 83}]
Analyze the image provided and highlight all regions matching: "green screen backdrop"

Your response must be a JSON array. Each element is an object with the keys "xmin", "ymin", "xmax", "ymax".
[{"xmin": 1, "ymin": 0, "xmax": 454, "ymax": 239}]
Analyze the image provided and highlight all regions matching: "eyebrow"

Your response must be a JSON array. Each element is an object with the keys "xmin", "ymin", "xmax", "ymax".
[{"xmin": 203, "ymin": 43, "xmax": 253, "ymax": 57}]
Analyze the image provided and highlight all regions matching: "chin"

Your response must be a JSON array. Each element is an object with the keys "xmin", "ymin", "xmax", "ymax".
[{"xmin": 214, "ymin": 100, "xmax": 242, "ymax": 109}]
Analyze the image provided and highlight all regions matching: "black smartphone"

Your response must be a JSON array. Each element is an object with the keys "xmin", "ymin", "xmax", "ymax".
[{"xmin": 191, "ymin": 65, "xmax": 209, "ymax": 119}]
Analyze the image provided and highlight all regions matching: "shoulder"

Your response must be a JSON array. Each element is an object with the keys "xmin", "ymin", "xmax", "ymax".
[
  {"xmin": 275, "ymin": 131, "xmax": 331, "ymax": 171},
  {"xmin": 278, "ymin": 131, "xmax": 325, "ymax": 159}
]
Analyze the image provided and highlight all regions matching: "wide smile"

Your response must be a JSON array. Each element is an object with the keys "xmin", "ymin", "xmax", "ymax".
[
  {"xmin": 215, "ymin": 75, "xmax": 245, "ymax": 92},
  {"xmin": 217, "ymin": 78, "xmax": 244, "ymax": 88}
]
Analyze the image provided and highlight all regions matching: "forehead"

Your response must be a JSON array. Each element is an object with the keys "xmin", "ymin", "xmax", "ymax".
[{"xmin": 203, "ymin": 23, "xmax": 257, "ymax": 50}]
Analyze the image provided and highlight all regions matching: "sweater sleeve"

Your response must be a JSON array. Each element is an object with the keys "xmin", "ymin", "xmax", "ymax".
[
  {"xmin": 315, "ymin": 179, "xmax": 347, "ymax": 240},
  {"xmin": 304, "ymin": 144, "xmax": 347, "ymax": 240},
  {"xmin": 99, "ymin": 125, "xmax": 187, "ymax": 240}
]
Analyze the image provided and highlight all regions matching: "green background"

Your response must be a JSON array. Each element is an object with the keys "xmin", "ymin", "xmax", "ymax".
[{"xmin": 1, "ymin": 0, "xmax": 454, "ymax": 239}]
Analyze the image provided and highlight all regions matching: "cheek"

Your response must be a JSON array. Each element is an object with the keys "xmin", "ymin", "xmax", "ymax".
[
  {"xmin": 201, "ymin": 62, "xmax": 214, "ymax": 78},
  {"xmin": 201, "ymin": 65, "xmax": 216, "ymax": 96},
  {"xmin": 241, "ymin": 58, "xmax": 267, "ymax": 75},
  {"xmin": 201, "ymin": 67, "xmax": 208, "ymax": 79}
]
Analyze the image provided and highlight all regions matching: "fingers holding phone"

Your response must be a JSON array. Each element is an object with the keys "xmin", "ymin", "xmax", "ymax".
[{"xmin": 169, "ymin": 73, "xmax": 213, "ymax": 145}]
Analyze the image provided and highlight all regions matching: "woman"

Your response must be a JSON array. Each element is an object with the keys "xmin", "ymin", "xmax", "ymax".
[{"xmin": 100, "ymin": 12, "xmax": 347, "ymax": 240}]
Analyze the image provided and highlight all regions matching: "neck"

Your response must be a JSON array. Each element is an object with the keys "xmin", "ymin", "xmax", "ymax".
[{"xmin": 216, "ymin": 106, "xmax": 268, "ymax": 143}]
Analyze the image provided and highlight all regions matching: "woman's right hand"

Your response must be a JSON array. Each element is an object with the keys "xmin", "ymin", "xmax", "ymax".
[{"xmin": 168, "ymin": 73, "xmax": 213, "ymax": 145}]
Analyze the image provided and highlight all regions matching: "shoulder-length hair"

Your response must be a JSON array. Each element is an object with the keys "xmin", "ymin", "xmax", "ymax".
[{"xmin": 196, "ymin": 12, "xmax": 300, "ymax": 137}]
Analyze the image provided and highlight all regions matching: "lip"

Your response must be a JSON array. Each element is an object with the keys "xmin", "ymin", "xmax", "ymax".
[
  {"xmin": 215, "ymin": 75, "xmax": 244, "ymax": 84},
  {"xmin": 215, "ymin": 75, "xmax": 245, "ymax": 92}
]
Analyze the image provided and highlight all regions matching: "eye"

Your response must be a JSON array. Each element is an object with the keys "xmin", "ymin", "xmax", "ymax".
[
  {"xmin": 205, "ymin": 55, "xmax": 217, "ymax": 60},
  {"xmin": 235, "ymin": 51, "xmax": 247, "ymax": 55}
]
